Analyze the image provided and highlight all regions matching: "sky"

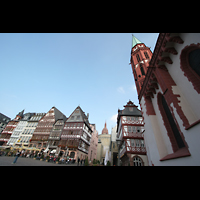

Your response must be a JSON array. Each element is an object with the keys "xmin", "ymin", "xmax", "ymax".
[{"xmin": 0, "ymin": 33, "xmax": 159, "ymax": 134}]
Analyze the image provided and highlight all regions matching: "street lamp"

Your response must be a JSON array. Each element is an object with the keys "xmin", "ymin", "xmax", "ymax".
[{"xmin": 116, "ymin": 138, "xmax": 121, "ymax": 166}]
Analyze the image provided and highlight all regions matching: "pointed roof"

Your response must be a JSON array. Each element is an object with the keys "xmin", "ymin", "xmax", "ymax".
[
  {"xmin": 53, "ymin": 107, "xmax": 67, "ymax": 122},
  {"xmin": 66, "ymin": 106, "xmax": 92, "ymax": 131},
  {"xmin": 17, "ymin": 109, "xmax": 24, "ymax": 117},
  {"xmin": 132, "ymin": 34, "xmax": 142, "ymax": 48}
]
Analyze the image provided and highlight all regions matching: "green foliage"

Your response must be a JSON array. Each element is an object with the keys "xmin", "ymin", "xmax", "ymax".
[
  {"xmin": 85, "ymin": 157, "xmax": 89, "ymax": 166},
  {"xmin": 106, "ymin": 161, "xmax": 111, "ymax": 166},
  {"xmin": 93, "ymin": 159, "xmax": 98, "ymax": 164}
]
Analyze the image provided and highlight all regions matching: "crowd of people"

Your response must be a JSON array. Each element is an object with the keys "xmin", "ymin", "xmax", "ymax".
[{"xmin": 0, "ymin": 148, "xmax": 87, "ymax": 165}]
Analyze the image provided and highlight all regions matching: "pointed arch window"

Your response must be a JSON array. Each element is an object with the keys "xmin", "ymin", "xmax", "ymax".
[
  {"xmin": 136, "ymin": 54, "xmax": 141, "ymax": 62},
  {"xmin": 188, "ymin": 49, "xmax": 200, "ymax": 77},
  {"xmin": 140, "ymin": 64, "xmax": 145, "ymax": 76},
  {"xmin": 180, "ymin": 44, "xmax": 200, "ymax": 94},
  {"xmin": 158, "ymin": 93, "xmax": 186, "ymax": 152},
  {"xmin": 144, "ymin": 52, "xmax": 149, "ymax": 59}
]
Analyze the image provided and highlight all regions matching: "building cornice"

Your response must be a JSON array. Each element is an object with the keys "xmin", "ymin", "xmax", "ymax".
[{"xmin": 138, "ymin": 33, "xmax": 184, "ymax": 101}]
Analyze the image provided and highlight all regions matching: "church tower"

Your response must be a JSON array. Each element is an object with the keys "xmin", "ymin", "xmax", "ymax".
[{"xmin": 130, "ymin": 35, "xmax": 153, "ymax": 96}]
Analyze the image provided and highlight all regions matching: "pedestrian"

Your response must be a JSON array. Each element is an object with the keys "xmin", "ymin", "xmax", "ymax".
[
  {"xmin": 77, "ymin": 157, "xmax": 80, "ymax": 166},
  {"xmin": 12, "ymin": 150, "xmax": 21, "ymax": 164},
  {"xmin": 80, "ymin": 159, "xmax": 83, "ymax": 166}
]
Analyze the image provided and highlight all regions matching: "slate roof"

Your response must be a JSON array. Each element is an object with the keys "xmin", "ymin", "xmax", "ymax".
[
  {"xmin": 66, "ymin": 106, "xmax": 92, "ymax": 131},
  {"xmin": 21, "ymin": 113, "xmax": 35, "ymax": 121},
  {"xmin": 117, "ymin": 100, "xmax": 142, "ymax": 129},
  {"xmin": 0, "ymin": 113, "xmax": 11, "ymax": 123},
  {"xmin": 53, "ymin": 107, "xmax": 67, "ymax": 123},
  {"xmin": 17, "ymin": 109, "xmax": 24, "ymax": 117}
]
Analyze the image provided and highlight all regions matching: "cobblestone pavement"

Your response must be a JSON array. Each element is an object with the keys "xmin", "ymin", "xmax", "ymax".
[{"xmin": 0, "ymin": 156, "xmax": 79, "ymax": 166}]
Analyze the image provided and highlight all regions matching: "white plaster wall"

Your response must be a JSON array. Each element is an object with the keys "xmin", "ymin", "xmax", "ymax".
[
  {"xmin": 140, "ymin": 97, "xmax": 161, "ymax": 166},
  {"xmin": 165, "ymin": 33, "xmax": 200, "ymax": 120},
  {"xmin": 140, "ymin": 33, "xmax": 200, "ymax": 165},
  {"xmin": 161, "ymin": 33, "xmax": 200, "ymax": 165},
  {"xmin": 151, "ymin": 86, "xmax": 174, "ymax": 155},
  {"xmin": 141, "ymin": 83, "xmax": 200, "ymax": 165}
]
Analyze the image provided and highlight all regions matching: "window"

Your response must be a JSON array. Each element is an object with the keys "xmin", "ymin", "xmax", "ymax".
[
  {"xmin": 141, "ymin": 140, "xmax": 144, "ymax": 147},
  {"xmin": 140, "ymin": 64, "xmax": 145, "ymax": 75},
  {"xmin": 129, "ymin": 107, "xmax": 133, "ymax": 112},
  {"xmin": 189, "ymin": 49, "xmax": 200, "ymax": 77},
  {"xmin": 144, "ymin": 52, "xmax": 149, "ymax": 59},
  {"xmin": 128, "ymin": 126, "xmax": 131, "ymax": 132},
  {"xmin": 158, "ymin": 93, "xmax": 186, "ymax": 152},
  {"xmin": 161, "ymin": 94, "xmax": 185, "ymax": 149},
  {"xmin": 137, "ymin": 127, "xmax": 140, "ymax": 133},
  {"xmin": 135, "ymin": 139, "xmax": 140, "ymax": 147},
  {"xmin": 136, "ymin": 54, "xmax": 141, "ymax": 62},
  {"xmin": 131, "ymin": 139, "xmax": 135, "ymax": 147},
  {"xmin": 133, "ymin": 156, "xmax": 143, "ymax": 166},
  {"xmin": 180, "ymin": 44, "xmax": 200, "ymax": 94}
]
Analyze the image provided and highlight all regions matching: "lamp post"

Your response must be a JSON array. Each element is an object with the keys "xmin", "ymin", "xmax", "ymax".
[{"xmin": 116, "ymin": 138, "xmax": 121, "ymax": 166}]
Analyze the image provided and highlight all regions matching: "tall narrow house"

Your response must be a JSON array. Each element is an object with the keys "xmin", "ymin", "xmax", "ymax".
[
  {"xmin": 59, "ymin": 106, "xmax": 93, "ymax": 162},
  {"xmin": 116, "ymin": 100, "xmax": 148, "ymax": 166},
  {"xmin": 0, "ymin": 110, "xmax": 24, "ymax": 146},
  {"xmin": 29, "ymin": 107, "xmax": 66, "ymax": 151}
]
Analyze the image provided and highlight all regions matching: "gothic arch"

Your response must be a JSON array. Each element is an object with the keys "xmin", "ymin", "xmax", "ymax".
[
  {"xmin": 180, "ymin": 43, "xmax": 200, "ymax": 94},
  {"xmin": 157, "ymin": 92, "xmax": 187, "ymax": 152}
]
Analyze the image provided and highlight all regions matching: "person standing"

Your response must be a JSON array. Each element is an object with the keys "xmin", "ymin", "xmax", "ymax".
[
  {"xmin": 12, "ymin": 151, "xmax": 21, "ymax": 164},
  {"xmin": 77, "ymin": 157, "xmax": 80, "ymax": 166}
]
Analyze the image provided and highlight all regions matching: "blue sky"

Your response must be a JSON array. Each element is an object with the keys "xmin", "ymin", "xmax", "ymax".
[{"xmin": 0, "ymin": 33, "xmax": 159, "ymax": 134}]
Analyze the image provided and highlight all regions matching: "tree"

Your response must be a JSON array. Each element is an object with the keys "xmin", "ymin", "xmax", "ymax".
[
  {"xmin": 106, "ymin": 161, "xmax": 111, "ymax": 166},
  {"xmin": 85, "ymin": 157, "xmax": 89, "ymax": 166}
]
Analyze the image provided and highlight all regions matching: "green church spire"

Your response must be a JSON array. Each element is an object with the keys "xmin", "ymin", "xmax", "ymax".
[{"xmin": 132, "ymin": 34, "xmax": 142, "ymax": 48}]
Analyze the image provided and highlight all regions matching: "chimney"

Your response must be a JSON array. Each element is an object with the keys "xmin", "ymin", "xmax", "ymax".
[{"xmin": 87, "ymin": 113, "xmax": 89, "ymax": 119}]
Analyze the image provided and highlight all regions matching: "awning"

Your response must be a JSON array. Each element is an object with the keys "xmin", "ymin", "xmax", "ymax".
[
  {"xmin": 0, "ymin": 146, "xmax": 11, "ymax": 149},
  {"xmin": 43, "ymin": 145, "xmax": 49, "ymax": 153},
  {"xmin": 51, "ymin": 149, "xmax": 56, "ymax": 153}
]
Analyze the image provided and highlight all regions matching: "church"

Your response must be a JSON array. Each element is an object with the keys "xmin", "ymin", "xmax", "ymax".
[
  {"xmin": 130, "ymin": 33, "xmax": 200, "ymax": 166},
  {"xmin": 97, "ymin": 122, "xmax": 111, "ymax": 165}
]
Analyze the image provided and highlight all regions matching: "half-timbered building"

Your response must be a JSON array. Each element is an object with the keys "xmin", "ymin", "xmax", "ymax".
[
  {"xmin": 59, "ymin": 106, "xmax": 93, "ymax": 162},
  {"xmin": 7, "ymin": 112, "xmax": 35, "ymax": 147},
  {"xmin": 0, "ymin": 110, "xmax": 24, "ymax": 146},
  {"xmin": 16, "ymin": 113, "xmax": 45, "ymax": 148},
  {"xmin": 29, "ymin": 107, "xmax": 66, "ymax": 151},
  {"xmin": 47, "ymin": 115, "xmax": 67, "ymax": 156},
  {"xmin": 116, "ymin": 100, "xmax": 148, "ymax": 166}
]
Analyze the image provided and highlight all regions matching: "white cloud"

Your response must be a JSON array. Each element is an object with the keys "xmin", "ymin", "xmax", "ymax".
[
  {"xmin": 130, "ymin": 85, "xmax": 136, "ymax": 91},
  {"xmin": 117, "ymin": 86, "xmax": 125, "ymax": 94},
  {"xmin": 110, "ymin": 114, "xmax": 118, "ymax": 123}
]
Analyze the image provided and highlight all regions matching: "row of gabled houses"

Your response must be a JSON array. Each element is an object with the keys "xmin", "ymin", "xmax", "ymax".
[{"xmin": 0, "ymin": 106, "xmax": 98, "ymax": 162}]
